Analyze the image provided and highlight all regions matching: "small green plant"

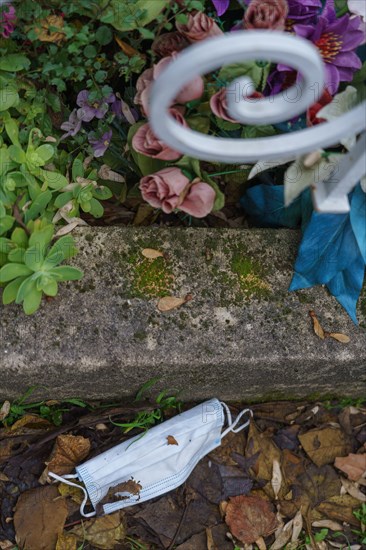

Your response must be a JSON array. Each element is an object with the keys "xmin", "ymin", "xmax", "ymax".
[
  {"xmin": 0, "ymin": 220, "xmax": 83, "ymax": 314},
  {"xmin": 1, "ymin": 386, "xmax": 88, "ymax": 427},
  {"xmin": 353, "ymin": 503, "xmax": 366, "ymax": 545},
  {"xmin": 111, "ymin": 377, "xmax": 182, "ymax": 433}
]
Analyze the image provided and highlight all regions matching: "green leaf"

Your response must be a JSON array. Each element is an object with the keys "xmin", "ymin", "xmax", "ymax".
[
  {"xmin": 83, "ymin": 45, "xmax": 97, "ymax": 59},
  {"xmin": 11, "ymin": 228, "xmax": 28, "ymax": 249},
  {"xmin": 0, "ymin": 148, "xmax": 11, "ymax": 176},
  {"xmin": 99, "ymin": 0, "xmax": 167, "ymax": 31},
  {"xmin": 0, "ymin": 237, "xmax": 13, "ymax": 255},
  {"xmin": 95, "ymin": 25, "xmax": 113, "ymax": 45},
  {"xmin": 0, "ymin": 215, "xmax": 14, "ymax": 236},
  {"xmin": 8, "ymin": 145, "xmax": 27, "ymax": 164},
  {"xmin": 0, "ymin": 263, "xmax": 33, "ymax": 283},
  {"xmin": 46, "ymin": 234, "xmax": 77, "ymax": 263},
  {"xmin": 89, "ymin": 198, "xmax": 104, "ymax": 218},
  {"xmin": 242, "ymin": 125, "xmax": 277, "ymax": 138},
  {"xmin": 72, "ymin": 157, "xmax": 84, "ymax": 181},
  {"xmin": 34, "ymin": 144, "xmax": 54, "ymax": 163},
  {"xmin": 40, "ymin": 278, "xmax": 58, "ymax": 296},
  {"xmin": 24, "ymin": 246, "xmax": 45, "ymax": 272},
  {"xmin": 23, "ymin": 285, "xmax": 42, "ymax": 315},
  {"xmin": 2, "ymin": 276, "xmax": 27, "ymax": 305},
  {"xmin": 0, "ymin": 86, "xmax": 19, "ymax": 111},
  {"xmin": 40, "ymin": 170, "xmax": 68, "ymax": 190},
  {"xmin": 54, "ymin": 191, "xmax": 73, "ymax": 209},
  {"xmin": 49, "ymin": 266, "xmax": 83, "ymax": 281},
  {"xmin": 8, "ymin": 248, "xmax": 26, "ymax": 263},
  {"xmin": 5, "ymin": 118, "xmax": 20, "ymax": 146},
  {"xmin": 92, "ymin": 186, "xmax": 113, "ymax": 200},
  {"xmin": 0, "ymin": 54, "xmax": 30, "ymax": 72},
  {"xmin": 16, "ymin": 275, "xmax": 36, "ymax": 303},
  {"xmin": 24, "ymin": 190, "xmax": 53, "ymax": 222},
  {"xmin": 29, "ymin": 224, "xmax": 54, "ymax": 251},
  {"xmin": 202, "ymin": 172, "xmax": 225, "ymax": 211}
]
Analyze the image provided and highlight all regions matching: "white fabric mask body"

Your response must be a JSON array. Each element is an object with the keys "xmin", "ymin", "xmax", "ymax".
[{"xmin": 50, "ymin": 399, "xmax": 251, "ymax": 516}]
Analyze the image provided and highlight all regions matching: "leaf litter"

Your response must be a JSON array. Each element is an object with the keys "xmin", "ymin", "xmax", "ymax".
[{"xmin": 0, "ymin": 395, "xmax": 366, "ymax": 549}]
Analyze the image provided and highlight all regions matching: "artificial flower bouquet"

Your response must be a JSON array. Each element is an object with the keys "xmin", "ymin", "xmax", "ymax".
[{"xmin": 0, "ymin": 0, "xmax": 365, "ymax": 317}]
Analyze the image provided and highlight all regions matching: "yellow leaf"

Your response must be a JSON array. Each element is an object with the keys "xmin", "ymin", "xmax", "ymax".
[
  {"xmin": 56, "ymin": 533, "xmax": 78, "ymax": 550},
  {"xmin": 70, "ymin": 511, "xmax": 126, "ymax": 550},
  {"xmin": 309, "ymin": 310, "xmax": 325, "ymax": 339},
  {"xmin": 115, "ymin": 36, "xmax": 140, "ymax": 57},
  {"xmin": 328, "ymin": 332, "xmax": 350, "ymax": 343},
  {"xmin": 141, "ymin": 248, "xmax": 164, "ymax": 259},
  {"xmin": 34, "ymin": 15, "xmax": 66, "ymax": 43},
  {"xmin": 157, "ymin": 295, "xmax": 191, "ymax": 312}
]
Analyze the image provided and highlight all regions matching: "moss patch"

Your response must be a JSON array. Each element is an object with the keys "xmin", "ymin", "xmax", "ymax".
[
  {"xmin": 128, "ymin": 254, "xmax": 174, "ymax": 298},
  {"xmin": 231, "ymin": 251, "xmax": 271, "ymax": 299}
]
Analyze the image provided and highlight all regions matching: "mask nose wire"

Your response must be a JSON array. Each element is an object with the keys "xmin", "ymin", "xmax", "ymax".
[
  {"xmin": 49, "ymin": 471, "xmax": 96, "ymax": 518},
  {"xmin": 220, "ymin": 402, "xmax": 253, "ymax": 439}
]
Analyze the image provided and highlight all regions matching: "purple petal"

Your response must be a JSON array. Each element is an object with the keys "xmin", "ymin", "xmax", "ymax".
[
  {"xmin": 324, "ymin": 63, "xmax": 340, "ymax": 94},
  {"xmin": 76, "ymin": 90, "xmax": 89, "ymax": 107},
  {"xmin": 334, "ymin": 50, "xmax": 362, "ymax": 69},
  {"xmin": 212, "ymin": 0, "xmax": 230, "ymax": 16}
]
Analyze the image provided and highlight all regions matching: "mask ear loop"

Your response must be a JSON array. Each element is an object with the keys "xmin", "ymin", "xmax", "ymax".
[
  {"xmin": 49, "ymin": 472, "xmax": 96, "ymax": 518},
  {"xmin": 220, "ymin": 403, "xmax": 253, "ymax": 439}
]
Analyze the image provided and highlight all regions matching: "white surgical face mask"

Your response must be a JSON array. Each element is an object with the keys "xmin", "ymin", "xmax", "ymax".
[{"xmin": 49, "ymin": 399, "xmax": 252, "ymax": 517}]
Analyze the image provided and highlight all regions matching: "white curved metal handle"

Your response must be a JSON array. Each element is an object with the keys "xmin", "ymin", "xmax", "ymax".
[{"xmin": 149, "ymin": 31, "xmax": 366, "ymax": 212}]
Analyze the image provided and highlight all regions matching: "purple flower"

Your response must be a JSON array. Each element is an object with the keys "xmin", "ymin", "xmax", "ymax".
[
  {"xmin": 211, "ymin": 0, "xmax": 230, "ymax": 16},
  {"xmin": 60, "ymin": 109, "xmax": 83, "ymax": 140},
  {"xmin": 287, "ymin": 0, "xmax": 322, "ymax": 23},
  {"xmin": 88, "ymin": 130, "xmax": 112, "ymax": 158},
  {"xmin": 110, "ymin": 95, "xmax": 139, "ymax": 124},
  {"xmin": 292, "ymin": 0, "xmax": 364, "ymax": 94},
  {"xmin": 76, "ymin": 90, "xmax": 115, "ymax": 123},
  {"xmin": 1, "ymin": 3, "xmax": 16, "ymax": 38}
]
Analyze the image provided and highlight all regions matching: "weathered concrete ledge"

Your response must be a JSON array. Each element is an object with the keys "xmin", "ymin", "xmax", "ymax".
[{"xmin": 1, "ymin": 227, "xmax": 366, "ymax": 401}]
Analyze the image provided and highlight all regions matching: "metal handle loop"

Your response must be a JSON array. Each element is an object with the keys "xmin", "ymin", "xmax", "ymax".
[{"xmin": 149, "ymin": 31, "xmax": 366, "ymax": 164}]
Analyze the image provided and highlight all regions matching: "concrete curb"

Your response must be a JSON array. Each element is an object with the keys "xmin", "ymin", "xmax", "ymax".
[{"xmin": 1, "ymin": 227, "xmax": 365, "ymax": 400}]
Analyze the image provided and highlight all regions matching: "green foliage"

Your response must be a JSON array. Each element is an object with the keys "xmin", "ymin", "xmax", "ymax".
[
  {"xmin": 353, "ymin": 503, "xmax": 366, "ymax": 545},
  {"xmin": 1, "ymin": 386, "xmax": 88, "ymax": 427},
  {"xmin": 97, "ymin": 0, "xmax": 169, "ymax": 31}
]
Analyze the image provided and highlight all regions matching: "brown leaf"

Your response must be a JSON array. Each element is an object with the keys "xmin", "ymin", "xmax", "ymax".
[
  {"xmin": 42, "ymin": 434, "xmax": 91, "ymax": 479},
  {"xmin": 56, "ymin": 533, "xmax": 78, "ymax": 550},
  {"xmin": 0, "ymin": 541, "xmax": 15, "ymax": 550},
  {"xmin": 115, "ymin": 36, "xmax": 141, "ymax": 57},
  {"xmin": 69, "ymin": 511, "xmax": 126, "ymax": 549},
  {"xmin": 271, "ymin": 459, "xmax": 282, "ymax": 500},
  {"xmin": 335, "ymin": 453, "xmax": 366, "ymax": 481},
  {"xmin": 0, "ymin": 401, "xmax": 10, "ymax": 422},
  {"xmin": 98, "ymin": 478, "xmax": 142, "ymax": 508},
  {"xmin": 328, "ymin": 332, "xmax": 350, "ymax": 343},
  {"xmin": 292, "ymin": 464, "xmax": 341, "ymax": 516},
  {"xmin": 225, "ymin": 495, "xmax": 278, "ymax": 544},
  {"xmin": 309, "ymin": 310, "xmax": 325, "ymax": 339},
  {"xmin": 206, "ymin": 527, "xmax": 219, "ymax": 550},
  {"xmin": 291, "ymin": 510, "xmax": 303, "ymax": 542},
  {"xmin": 141, "ymin": 248, "xmax": 164, "ymax": 259},
  {"xmin": 10, "ymin": 414, "xmax": 52, "ymax": 432},
  {"xmin": 157, "ymin": 296, "xmax": 189, "ymax": 312},
  {"xmin": 14, "ymin": 486, "xmax": 68, "ymax": 550},
  {"xmin": 34, "ymin": 15, "xmax": 66, "ymax": 43},
  {"xmin": 245, "ymin": 422, "xmax": 282, "ymax": 484},
  {"xmin": 167, "ymin": 435, "xmax": 179, "ymax": 445},
  {"xmin": 270, "ymin": 518, "xmax": 293, "ymax": 550},
  {"xmin": 316, "ymin": 494, "xmax": 360, "ymax": 526},
  {"xmin": 341, "ymin": 478, "xmax": 366, "ymax": 502},
  {"xmin": 312, "ymin": 519, "xmax": 343, "ymax": 531},
  {"xmin": 299, "ymin": 426, "xmax": 352, "ymax": 467}
]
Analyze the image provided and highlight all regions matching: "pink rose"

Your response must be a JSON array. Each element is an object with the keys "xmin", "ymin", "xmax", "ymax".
[
  {"xmin": 152, "ymin": 31, "xmax": 189, "ymax": 57},
  {"xmin": 132, "ymin": 108, "xmax": 188, "ymax": 161},
  {"xmin": 134, "ymin": 54, "xmax": 204, "ymax": 115},
  {"xmin": 210, "ymin": 88, "xmax": 264, "ymax": 122},
  {"xmin": 176, "ymin": 12, "xmax": 223, "ymax": 42},
  {"xmin": 244, "ymin": 0, "xmax": 288, "ymax": 31},
  {"xmin": 140, "ymin": 168, "xmax": 216, "ymax": 218}
]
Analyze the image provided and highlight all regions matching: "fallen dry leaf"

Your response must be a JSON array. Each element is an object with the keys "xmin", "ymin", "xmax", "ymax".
[
  {"xmin": 328, "ymin": 332, "xmax": 350, "ymax": 343},
  {"xmin": 270, "ymin": 518, "xmax": 293, "ymax": 550},
  {"xmin": 245, "ymin": 422, "xmax": 282, "ymax": 486},
  {"xmin": 157, "ymin": 295, "xmax": 191, "ymax": 312},
  {"xmin": 271, "ymin": 459, "xmax": 282, "ymax": 499},
  {"xmin": 312, "ymin": 519, "xmax": 343, "ymax": 530},
  {"xmin": 255, "ymin": 536, "xmax": 266, "ymax": 550},
  {"xmin": 58, "ymin": 482, "xmax": 85, "ymax": 505},
  {"xmin": 34, "ymin": 15, "xmax": 66, "ymax": 43},
  {"xmin": 0, "ymin": 541, "xmax": 14, "ymax": 550},
  {"xmin": 14, "ymin": 486, "xmax": 68, "ymax": 550},
  {"xmin": 206, "ymin": 527, "xmax": 219, "ymax": 550},
  {"xmin": 98, "ymin": 164, "xmax": 125, "ymax": 183},
  {"xmin": 10, "ymin": 413, "xmax": 52, "ymax": 432},
  {"xmin": 141, "ymin": 248, "xmax": 164, "ymax": 259},
  {"xmin": 341, "ymin": 477, "xmax": 366, "ymax": 502},
  {"xmin": 291, "ymin": 509, "xmax": 303, "ymax": 542},
  {"xmin": 167, "ymin": 435, "xmax": 179, "ymax": 445},
  {"xmin": 309, "ymin": 310, "xmax": 325, "ymax": 339},
  {"xmin": 69, "ymin": 511, "xmax": 126, "ymax": 549},
  {"xmin": 225, "ymin": 495, "xmax": 278, "ymax": 544},
  {"xmin": 0, "ymin": 400, "xmax": 10, "ymax": 421},
  {"xmin": 56, "ymin": 533, "xmax": 78, "ymax": 550},
  {"xmin": 316, "ymin": 494, "xmax": 360, "ymax": 526},
  {"xmin": 299, "ymin": 425, "xmax": 352, "ymax": 467},
  {"xmin": 98, "ymin": 478, "xmax": 142, "ymax": 508},
  {"xmin": 115, "ymin": 36, "xmax": 141, "ymax": 57},
  {"xmin": 41, "ymin": 434, "xmax": 91, "ymax": 481},
  {"xmin": 335, "ymin": 453, "xmax": 366, "ymax": 481}
]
